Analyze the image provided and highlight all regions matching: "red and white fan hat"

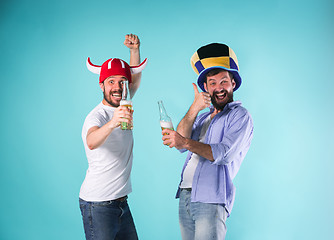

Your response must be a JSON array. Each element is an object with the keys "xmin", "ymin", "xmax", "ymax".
[{"xmin": 86, "ymin": 57, "xmax": 147, "ymax": 83}]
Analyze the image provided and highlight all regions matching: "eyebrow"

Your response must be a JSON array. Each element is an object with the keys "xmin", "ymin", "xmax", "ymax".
[{"xmin": 208, "ymin": 76, "xmax": 228, "ymax": 82}]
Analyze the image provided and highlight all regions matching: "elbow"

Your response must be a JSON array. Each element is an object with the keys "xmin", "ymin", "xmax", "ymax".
[
  {"xmin": 210, "ymin": 144, "xmax": 232, "ymax": 165},
  {"xmin": 87, "ymin": 144, "xmax": 96, "ymax": 150},
  {"xmin": 212, "ymin": 157, "xmax": 229, "ymax": 165},
  {"xmin": 86, "ymin": 140, "xmax": 97, "ymax": 150},
  {"xmin": 212, "ymin": 153, "xmax": 239, "ymax": 165},
  {"xmin": 88, "ymin": 146, "xmax": 95, "ymax": 151}
]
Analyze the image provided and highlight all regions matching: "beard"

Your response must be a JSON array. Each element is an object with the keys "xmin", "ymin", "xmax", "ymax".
[
  {"xmin": 211, "ymin": 89, "xmax": 234, "ymax": 111},
  {"xmin": 103, "ymin": 88, "xmax": 122, "ymax": 107}
]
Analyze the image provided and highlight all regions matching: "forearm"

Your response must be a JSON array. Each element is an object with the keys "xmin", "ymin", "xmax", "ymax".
[
  {"xmin": 86, "ymin": 123, "xmax": 116, "ymax": 150},
  {"xmin": 129, "ymin": 48, "xmax": 140, "ymax": 65},
  {"xmin": 129, "ymin": 48, "xmax": 141, "ymax": 97},
  {"xmin": 162, "ymin": 128, "xmax": 213, "ymax": 161},
  {"xmin": 184, "ymin": 138, "xmax": 214, "ymax": 161},
  {"xmin": 177, "ymin": 104, "xmax": 200, "ymax": 138}
]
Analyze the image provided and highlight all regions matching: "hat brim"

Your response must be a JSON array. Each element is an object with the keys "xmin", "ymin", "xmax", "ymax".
[{"xmin": 197, "ymin": 66, "xmax": 242, "ymax": 92}]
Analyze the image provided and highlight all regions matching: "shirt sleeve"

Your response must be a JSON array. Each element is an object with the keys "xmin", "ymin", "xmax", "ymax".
[
  {"xmin": 85, "ymin": 115, "xmax": 103, "ymax": 131},
  {"xmin": 209, "ymin": 108, "xmax": 253, "ymax": 165},
  {"xmin": 82, "ymin": 110, "xmax": 105, "ymax": 139}
]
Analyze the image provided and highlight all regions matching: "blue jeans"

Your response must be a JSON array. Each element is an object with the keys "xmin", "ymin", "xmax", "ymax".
[
  {"xmin": 79, "ymin": 198, "xmax": 138, "ymax": 240},
  {"xmin": 179, "ymin": 189, "xmax": 228, "ymax": 240}
]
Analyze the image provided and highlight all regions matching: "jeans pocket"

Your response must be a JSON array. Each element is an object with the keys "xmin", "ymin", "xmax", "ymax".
[
  {"xmin": 217, "ymin": 204, "xmax": 228, "ymax": 222},
  {"xmin": 79, "ymin": 198, "xmax": 86, "ymax": 211}
]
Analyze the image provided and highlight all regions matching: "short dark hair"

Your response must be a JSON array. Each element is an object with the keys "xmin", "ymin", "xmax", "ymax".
[{"xmin": 205, "ymin": 68, "xmax": 234, "ymax": 82}]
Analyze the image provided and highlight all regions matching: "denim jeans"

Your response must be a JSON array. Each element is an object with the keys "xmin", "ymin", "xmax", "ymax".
[
  {"xmin": 79, "ymin": 198, "xmax": 138, "ymax": 240},
  {"xmin": 179, "ymin": 189, "xmax": 228, "ymax": 240}
]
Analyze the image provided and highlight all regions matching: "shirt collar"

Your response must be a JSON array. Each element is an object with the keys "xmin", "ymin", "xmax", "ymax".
[
  {"xmin": 100, "ymin": 102, "xmax": 116, "ymax": 111},
  {"xmin": 226, "ymin": 100, "xmax": 242, "ymax": 109},
  {"xmin": 209, "ymin": 101, "xmax": 242, "ymax": 113}
]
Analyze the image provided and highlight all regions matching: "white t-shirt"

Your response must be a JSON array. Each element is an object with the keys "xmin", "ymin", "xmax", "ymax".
[
  {"xmin": 79, "ymin": 102, "xmax": 134, "ymax": 201},
  {"xmin": 180, "ymin": 115, "xmax": 212, "ymax": 188}
]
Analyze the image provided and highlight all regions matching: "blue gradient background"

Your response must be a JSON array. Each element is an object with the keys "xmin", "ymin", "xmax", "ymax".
[{"xmin": 1, "ymin": 0, "xmax": 333, "ymax": 239}]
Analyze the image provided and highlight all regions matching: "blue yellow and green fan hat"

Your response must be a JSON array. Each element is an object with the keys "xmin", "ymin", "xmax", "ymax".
[{"xmin": 191, "ymin": 43, "xmax": 242, "ymax": 92}]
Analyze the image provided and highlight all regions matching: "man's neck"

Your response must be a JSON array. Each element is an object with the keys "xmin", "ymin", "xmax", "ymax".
[
  {"xmin": 101, "ymin": 99, "xmax": 119, "ymax": 108},
  {"xmin": 210, "ymin": 100, "xmax": 233, "ymax": 118},
  {"xmin": 211, "ymin": 108, "xmax": 220, "ymax": 119}
]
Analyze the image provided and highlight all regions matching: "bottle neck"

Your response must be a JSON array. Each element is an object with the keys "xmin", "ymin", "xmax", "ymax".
[
  {"xmin": 122, "ymin": 80, "xmax": 131, "ymax": 100},
  {"xmin": 158, "ymin": 101, "xmax": 171, "ymax": 121}
]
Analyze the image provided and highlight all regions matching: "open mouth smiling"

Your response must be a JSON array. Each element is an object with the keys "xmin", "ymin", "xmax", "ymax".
[
  {"xmin": 111, "ymin": 91, "xmax": 122, "ymax": 100},
  {"xmin": 215, "ymin": 91, "xmax": 227, "ymax": 100}
]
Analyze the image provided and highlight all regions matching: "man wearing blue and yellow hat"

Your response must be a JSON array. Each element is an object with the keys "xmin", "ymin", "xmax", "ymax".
[{"xmin": 162, "ymin": 43, "xmax": 254, "ymax": 239}]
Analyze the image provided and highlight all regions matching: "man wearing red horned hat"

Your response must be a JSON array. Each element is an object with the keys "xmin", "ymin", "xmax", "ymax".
[{"xmin": 79, "ymin": 34, "xmax": 147, "ymax": 240}]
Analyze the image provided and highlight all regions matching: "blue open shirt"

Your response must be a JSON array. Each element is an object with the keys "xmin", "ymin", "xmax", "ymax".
[{"xmin": 176, "ymin": 101, "xmax": 254, "ymax": 216}]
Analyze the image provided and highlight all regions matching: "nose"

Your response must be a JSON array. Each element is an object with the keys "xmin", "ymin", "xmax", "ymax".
[
  {"xmin": 113, "ymin": 81, "xmax": 122, "ymax": 91},
  {"xmin": 219, "ymin": 81, "xmax": 226, "ymax": 88},
  {"xmin": 215, "ymin": 86, "xmax": 224, "ymax": 93},
  {"xmin": 118, "ymin": 82, "xmax": 123, "ymax": 90}
]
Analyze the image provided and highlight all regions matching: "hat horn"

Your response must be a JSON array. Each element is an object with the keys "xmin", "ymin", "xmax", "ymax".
[
  {"xmin": 130, "ymin": 58, "xmax": 147, "ymax": 74},
  {"xmin": 86, "ymin": 57, "xmax": 101, "ymax": 74}
]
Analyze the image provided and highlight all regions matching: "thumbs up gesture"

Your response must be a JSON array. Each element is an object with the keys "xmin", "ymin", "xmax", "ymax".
[{"xmin": 191, "ymin": 83, "xmax": 211, "ymax": 112}]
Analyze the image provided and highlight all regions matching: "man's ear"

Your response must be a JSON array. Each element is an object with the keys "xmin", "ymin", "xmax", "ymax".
[
  {"xmin": 204, "ymin": 82, "xmax": 208, "ymax": 92},
  {"xmin": 99, "ymin": 82, "xmax": 104, "ymax": 91},
  {"xmin": 232, "ymin": 79, "xmax": 236, "ymax": 89}
]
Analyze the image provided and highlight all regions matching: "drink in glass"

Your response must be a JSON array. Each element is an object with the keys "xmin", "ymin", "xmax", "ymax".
[{"xmin": 120, "ymin": 99, "xmax": 133, "ymax": 130}]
